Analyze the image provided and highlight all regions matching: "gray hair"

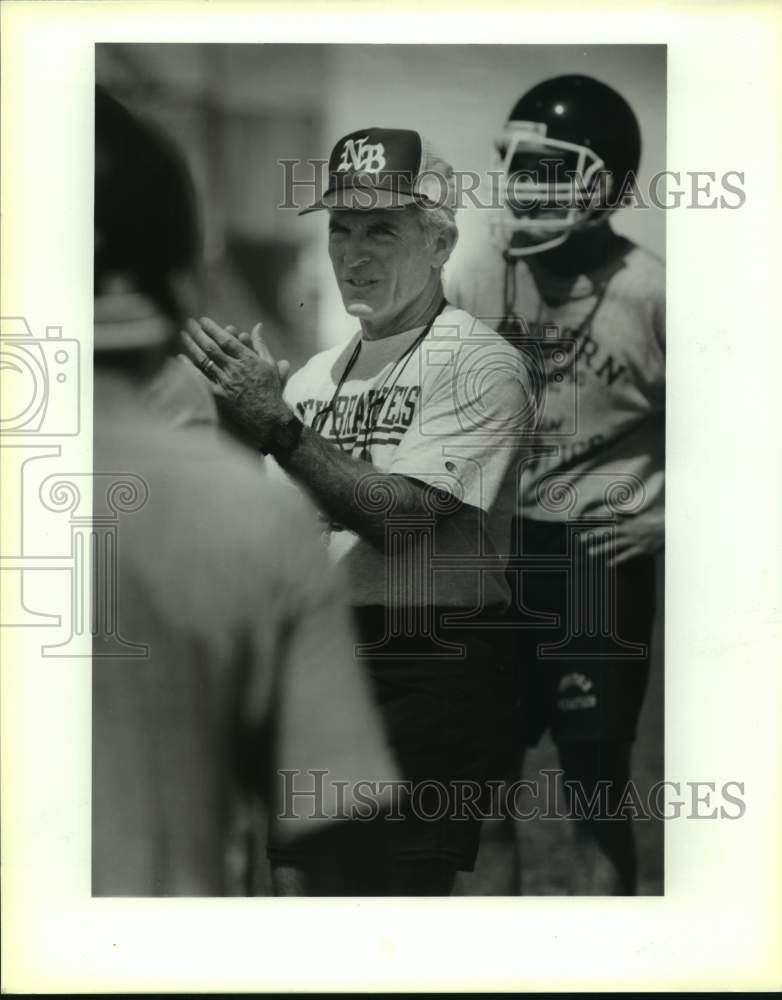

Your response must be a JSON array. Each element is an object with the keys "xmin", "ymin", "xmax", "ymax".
[
  {"xmin": 413, "ymin": 204, "xmax": 459, "ymax": 258},
  {"xmin": 411, "ymin": 142, "xmax": 459, "ymax": 257}
]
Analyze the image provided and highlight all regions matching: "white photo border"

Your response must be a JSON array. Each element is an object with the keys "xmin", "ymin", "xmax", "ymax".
[{"xmin": 2, "ymin": 0, "xmax": 781, "ymax": 992}]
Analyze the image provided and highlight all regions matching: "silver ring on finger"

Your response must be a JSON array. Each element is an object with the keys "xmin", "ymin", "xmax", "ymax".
[{"xmin": 199, "ymin": 356, "xmax": 218, "ymax": 380}]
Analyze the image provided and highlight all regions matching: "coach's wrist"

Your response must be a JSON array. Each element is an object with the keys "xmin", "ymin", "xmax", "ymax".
[{"xmin": 264, "ymin": 405, "xmax": 304, "ymax": 458}]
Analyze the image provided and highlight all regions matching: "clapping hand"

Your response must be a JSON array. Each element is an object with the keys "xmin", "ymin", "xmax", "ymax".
[{"xmin": 181, "ymin": 316, "xmax": 291, "ymax": 449}]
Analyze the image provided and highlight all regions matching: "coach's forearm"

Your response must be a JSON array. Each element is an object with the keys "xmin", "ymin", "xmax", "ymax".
[{"xmin": 275, "ymin": 425, "xmax": 447, "ymax": 550}]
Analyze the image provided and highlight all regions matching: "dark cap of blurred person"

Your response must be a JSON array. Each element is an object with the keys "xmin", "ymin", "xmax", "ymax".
[
  {"xmin": 94, "ymin": 85, "xmax": 215, "ymax": 426},
  {"xmin": 94, "ymin": 85, "xmax": 198, "ymax": 353}
]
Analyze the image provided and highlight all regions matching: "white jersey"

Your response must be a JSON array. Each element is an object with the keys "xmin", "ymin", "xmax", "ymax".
[
  {"xmin": 271, "ymin": 305, "xmax": 536, "ymax": 609},
  {"xmin": 446, "ymin": 227, "xmax": 665, "ymax": 523}
]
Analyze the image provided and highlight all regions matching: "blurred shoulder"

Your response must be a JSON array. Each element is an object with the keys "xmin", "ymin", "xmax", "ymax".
[
  {"xmin": 176, "ymin": 428, "xmax": 325, "ymax": 580},
  {"xmin": 429, "ymin": 306, "xmax": 535, "ymax": 402},
  {"xmin": 117, "ymin": 415, "xmax": 313, "ymax": 538},
  {"xmin": 144, "ymin": 354, "xmax": 218, "ymax": 429},
  {"xmin": 620, "ymin": 242, "xmax": 665, "ymax": 296},
  {"xmin": 435, "ymin": 305, "xmax": 522, "ymax": 359}
]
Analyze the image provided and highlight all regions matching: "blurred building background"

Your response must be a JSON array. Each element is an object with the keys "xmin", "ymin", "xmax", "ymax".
[
  {"xmin": 96, "ymin": 43, "xmax": 328, "ymax": 372},
  {"xmin": 96, "ymin": 43, "xmax": 665, "ymax": 359}
]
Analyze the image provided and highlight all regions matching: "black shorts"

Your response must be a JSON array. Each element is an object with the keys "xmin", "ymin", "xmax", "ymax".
[
  {"xmin": 352, "ymin": 605, "xmax": 519, "ymax": 871},
  {"xmin": 507, "ymin": 518, "xmax": 657, "ymax": 747}
]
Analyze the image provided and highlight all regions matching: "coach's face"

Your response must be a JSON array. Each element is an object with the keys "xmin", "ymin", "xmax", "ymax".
[{"xmin": 327, "ymin": 207, "xmax": 442, "ymax": 336}]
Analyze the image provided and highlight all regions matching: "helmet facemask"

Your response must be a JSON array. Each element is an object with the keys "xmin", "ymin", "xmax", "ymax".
[{"xmin": 490, "ymin": 121, "xmax": 612, "ymax": 257}]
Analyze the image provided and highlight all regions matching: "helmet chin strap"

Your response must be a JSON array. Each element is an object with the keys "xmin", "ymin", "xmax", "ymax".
[{"xmin": 503, "ymin": 230, "xmax": 571, "ymax": 257}]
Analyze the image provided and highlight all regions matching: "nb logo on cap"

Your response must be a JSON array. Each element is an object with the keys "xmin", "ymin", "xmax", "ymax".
[{"xmin": 337, "ymin": 137, "xmax": 387, "ymax": 174}]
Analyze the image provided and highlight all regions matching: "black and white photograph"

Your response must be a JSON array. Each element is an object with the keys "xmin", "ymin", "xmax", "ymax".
[
  {"xmin": 2, "ymin": 1, "xmax": 781, "ymax": 993},
  {"xmin": 92, "ymin": 42, "xmax": 666, "ymax": 898}
]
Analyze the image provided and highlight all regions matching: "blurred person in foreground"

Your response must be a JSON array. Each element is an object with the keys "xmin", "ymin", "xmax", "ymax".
[
  {"xmin": 182, "ymin": 128, "xmax": 537, "ymax": 895},
  {"xmin": 447, "ymin": 75, "xmax": 665, "ymax": 895},
  {"xmin": 92, "ymin": 87, "xmax": 398, "ymax": 896}
]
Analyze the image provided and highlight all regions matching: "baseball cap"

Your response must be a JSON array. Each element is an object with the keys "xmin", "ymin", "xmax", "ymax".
[{"xmin": 299, "ymin": 127, "xmax": 456, "ymax": 214}]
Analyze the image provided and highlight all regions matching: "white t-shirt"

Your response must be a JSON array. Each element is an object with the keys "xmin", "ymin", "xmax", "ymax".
[
  {"xmin": 446, "ymin": 226, "xmax": 665, "ymax": 523},
  {"xmin": 273, "ymin": 305, "xmax": 536, "ymax": 609}
]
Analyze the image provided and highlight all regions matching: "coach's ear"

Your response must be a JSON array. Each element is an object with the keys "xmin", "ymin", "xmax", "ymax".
[{"xmin": 431, "ymin": 221, "xmax": 459, "ymax": 270}]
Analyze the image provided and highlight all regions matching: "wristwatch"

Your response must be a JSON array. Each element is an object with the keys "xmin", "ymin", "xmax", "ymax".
[{"xmin": 265, "ymin": 411, "xmax": 304, "ymax": 458}]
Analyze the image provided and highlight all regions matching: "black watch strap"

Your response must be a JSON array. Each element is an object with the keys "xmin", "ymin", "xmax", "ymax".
[{"xmin": 267, "ymin": 412, "xmax": 304, "ymax": 458}]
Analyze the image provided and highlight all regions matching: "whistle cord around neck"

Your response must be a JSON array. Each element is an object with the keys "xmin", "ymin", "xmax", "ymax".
[{"xmin": 313, "ymin": 298, "xmax": 448, "ymax": 455}]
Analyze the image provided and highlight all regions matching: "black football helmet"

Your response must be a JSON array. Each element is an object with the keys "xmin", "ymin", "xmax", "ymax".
[{"xmin": 491, "ymin": 74, "xmax": 641, "ymax": 256}]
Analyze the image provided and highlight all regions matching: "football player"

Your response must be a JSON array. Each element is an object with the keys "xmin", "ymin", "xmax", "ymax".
[{"xmin": 447, "ymin": 74, "xmax": 665, "ymax": 895}]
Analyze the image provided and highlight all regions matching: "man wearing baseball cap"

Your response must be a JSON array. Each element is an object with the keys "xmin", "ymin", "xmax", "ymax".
[{"xmin": 184, "ymin": 126, "xmax": 537, "ymax": 894}]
